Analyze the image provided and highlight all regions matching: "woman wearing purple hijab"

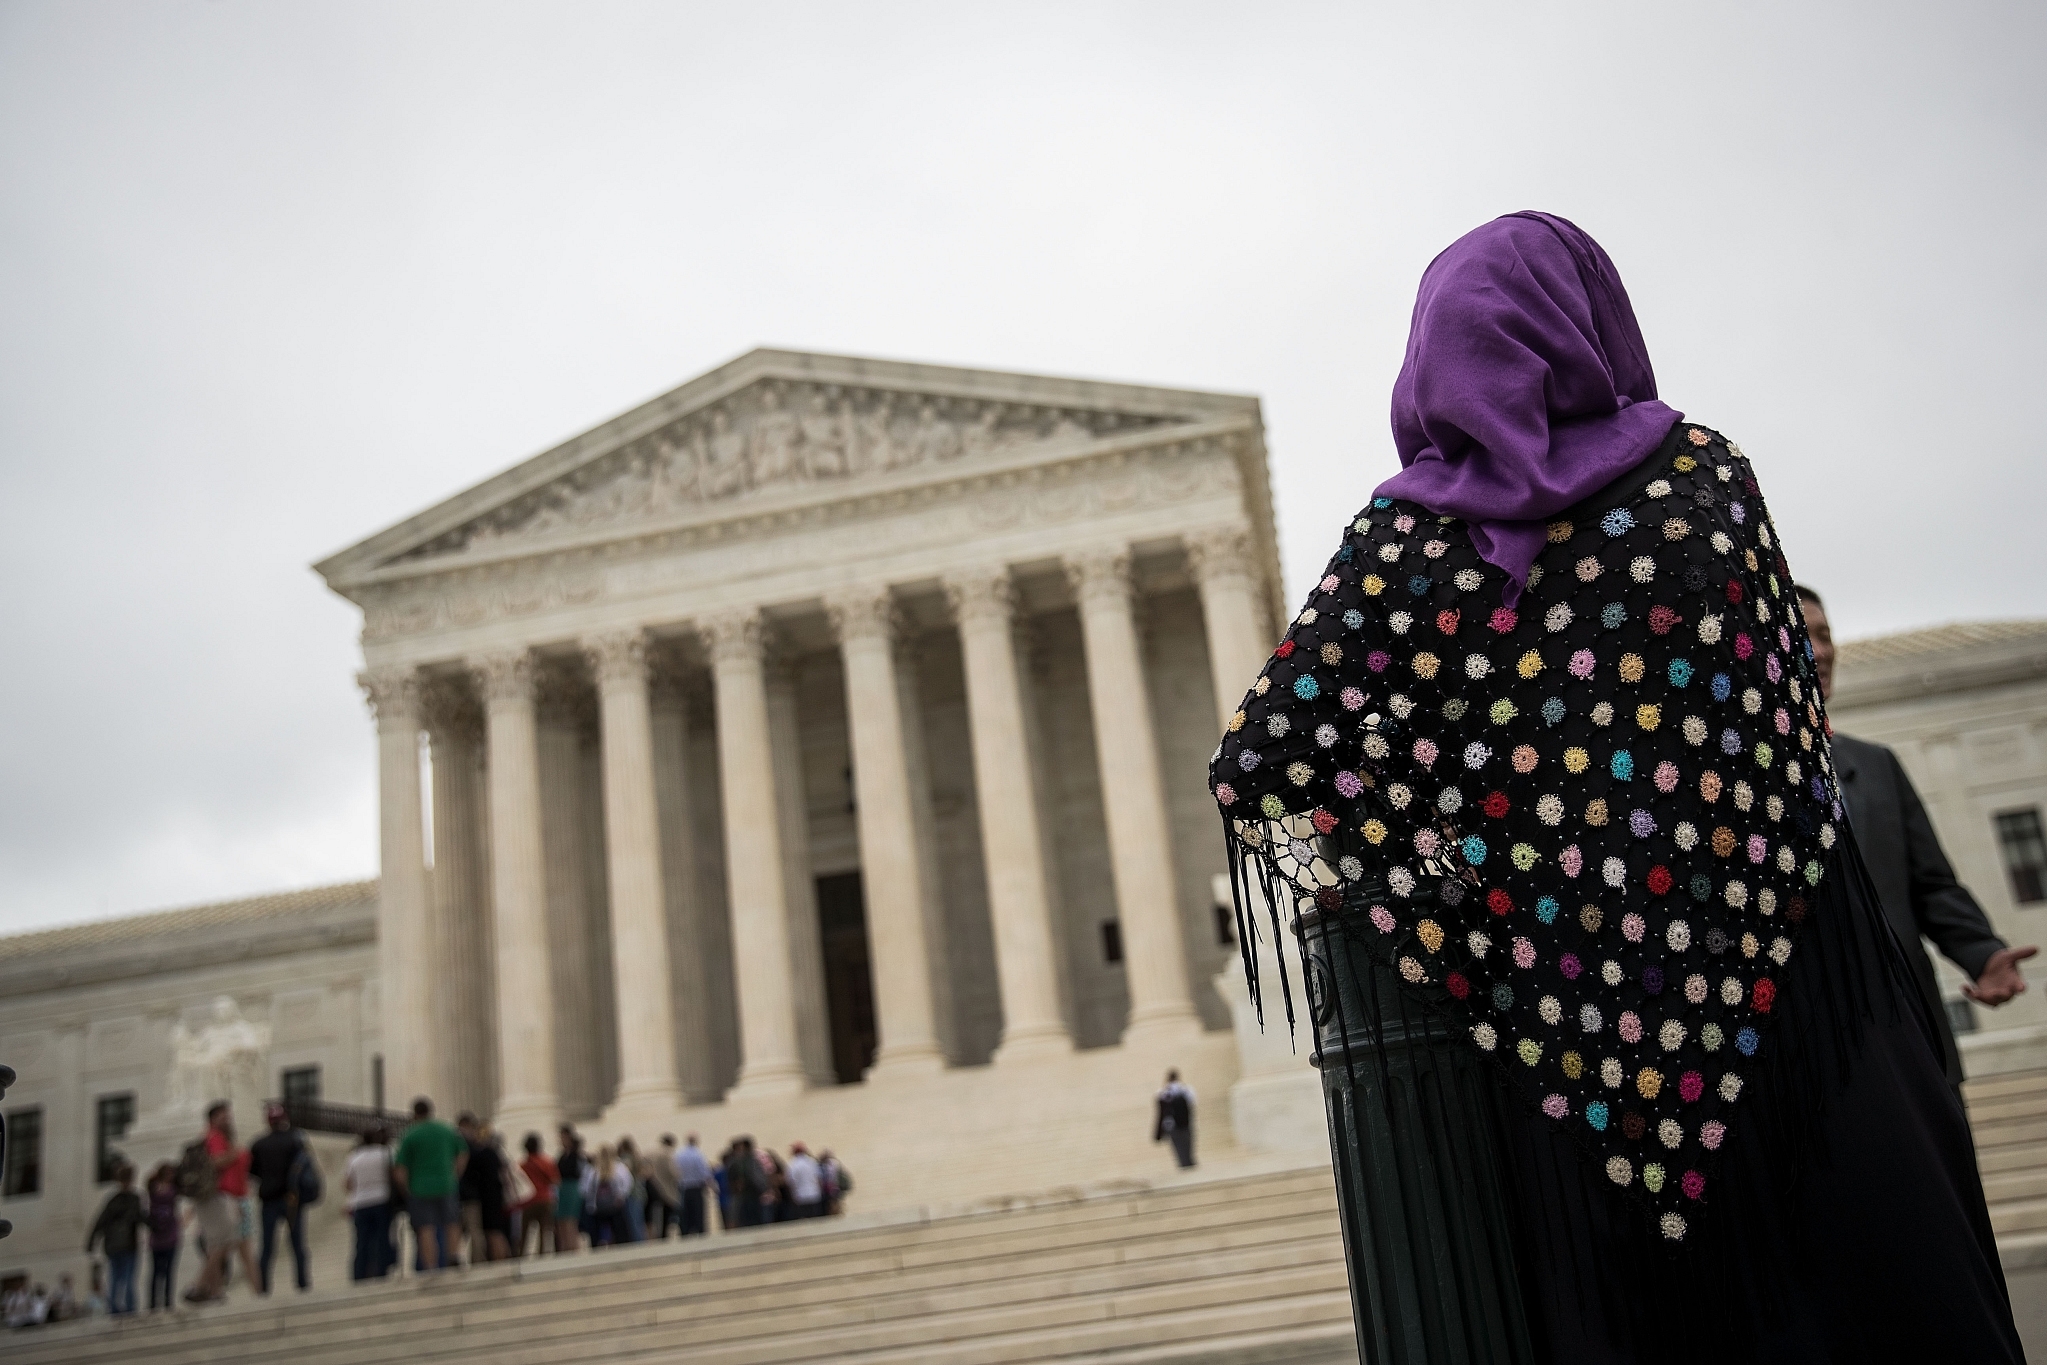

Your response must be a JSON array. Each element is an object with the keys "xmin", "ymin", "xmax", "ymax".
[{"xmin": 1211, "ymin": 213, "xmax": 2019, "ymax": 1361}]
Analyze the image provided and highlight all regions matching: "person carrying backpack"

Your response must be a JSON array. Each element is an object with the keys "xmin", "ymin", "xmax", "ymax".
[
  {"xmin": 248, "ymin": 1101, "xmax": 318, "ymax": 1294},
  {"xmin": 583, "ymin": 1145, "xmax": 635, "ymax": 1247},
  {"xmin": 84, "ymin": 1162, "xmax": 146, "ymax": 1315},
  {"xmin": 182, "ymin": 1102, "xmax": 258, "ymax": 1303}
]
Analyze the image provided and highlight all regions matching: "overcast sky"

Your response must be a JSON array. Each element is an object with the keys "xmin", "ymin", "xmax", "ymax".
[{"xmin": 2, "ymin": 1, "xmax": 2041, "ymax": 934}]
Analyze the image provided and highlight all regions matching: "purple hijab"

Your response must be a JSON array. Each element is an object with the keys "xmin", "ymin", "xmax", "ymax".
[{"xmin": 1375, "ymin": 212, "xmax": 1681, "ymax": 606}]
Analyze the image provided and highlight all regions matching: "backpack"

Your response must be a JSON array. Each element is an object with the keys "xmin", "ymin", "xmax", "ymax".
[
  {"xmin": 288, "ymin": 1134, "xmax": 322, "ymax": 1208},
  {"xmin": 591, "ymin": 1171, "xmax": 625, "ymax": 1216},
  {"xmin": 176, "ymin": 1138, "xmax": 217, "ymax": 1200}
]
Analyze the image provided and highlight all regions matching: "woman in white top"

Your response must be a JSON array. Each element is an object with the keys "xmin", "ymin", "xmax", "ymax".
[{"xmin": 343, "ymin": 1125, "xmax": 396, "ymax": 1280}]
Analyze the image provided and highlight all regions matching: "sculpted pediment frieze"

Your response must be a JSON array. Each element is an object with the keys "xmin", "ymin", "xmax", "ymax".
[{"xmin": 399, "ymin": 380, "xmax": 1182, "ymax": 563}]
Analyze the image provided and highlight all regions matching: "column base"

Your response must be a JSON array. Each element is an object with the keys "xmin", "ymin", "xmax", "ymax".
[
  {"xmin": 865, "ymin": 1043, "xmax": 947, "ymax": 1081},
  {"xmin": 992, "ymin": 1025, "xmax": 1075, "ymax": 1065},
  {"xmin": 1120, "ymin": 1004, "xmax": 1205, "ymax": 1050},
  {"xmin": 601, "ymin": 1078, "xmax": 684, "ymax": 1126},
  {"xmin": 493, "ymin": 1094, "xmax": 565, "ymax": 1140},
  {"xmin": 725, "ymin": 1060, "xmax": 809, "ymax": 1101}
]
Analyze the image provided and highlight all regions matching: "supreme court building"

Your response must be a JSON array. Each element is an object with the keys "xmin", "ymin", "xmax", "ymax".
[
  {"xmin": 318, "ymin": 349, "xmax": 1293, "ymax": 1144},
  {"xmin": 7, "ymin": 352, "xmax": 2047, "ymax": 1294}
]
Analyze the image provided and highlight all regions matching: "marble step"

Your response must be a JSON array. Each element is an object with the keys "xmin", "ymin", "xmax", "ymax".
[
  {"xmin": 13, "ymin": 1166, "xmax": 1345, "ymax": 1365},
  {"xmin": 1982, "ymin": 1167, "xmax": 2047, "ymax": 1205},
  {"xmin": 1963, "ymin": 1068, "xmax": 2047, "ymax": 1102},
  {"xmin": 107, "ymin": 1186, "xmax": 1339, "ymax": 1359},
  {"xmin": 1991, "ymin": 1196, "xmax": 2047, "ymax": 1237}
]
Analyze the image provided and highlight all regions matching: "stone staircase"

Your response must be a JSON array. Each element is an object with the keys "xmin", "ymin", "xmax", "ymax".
[
  {"xmin": 11, "ymin": 1164, "xmax": 1357, "ymax": 1365},
  {"xmin": 1968, "ymin": 1068, "xmax": 2047, "ymax": 1249}
]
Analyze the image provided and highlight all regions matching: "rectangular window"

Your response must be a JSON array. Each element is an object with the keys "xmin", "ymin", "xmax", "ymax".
[
  {"xmin": 1994, "ymin": 808, "xmax": 2047, "ymax": 904},
  {"xmin": 95, "ymin": 1093, "xmax": 135, "ymax": 1184},
  {"xmin": 1101, "ymin": 920, "xmax": 1124, "ymax": 964},
  {"xmin": 1947, "ymin": 997, "xmax": 1978, "ymax": 1038},
  {"xmin": 1214, "ymin": 899, "xmax": 1236, "ymax": 948},
  {"xmin": 4, "ymin": 1107, "xmax": 42, "ymax": 1198},
  {"xmin": 280, "ymin": 1066, "xmax": 322, "ymax": 1112}
]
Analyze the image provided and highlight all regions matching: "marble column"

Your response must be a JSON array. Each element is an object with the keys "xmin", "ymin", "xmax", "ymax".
[
  {"xmin": 359, "ymin": 667, "xmax": 436, "ymax": 1107},
  {"xmin": 944, "ymin": 568, "xmax": 1074, "ymax": 1061},
  {"xmin": 764, "ymin": 660, "xmax": 837, "ymax": 1086},
  {"xmin": 586, "ymin": 630, "xmax": 683, "ymax": 1111},
  {"xmin": 472, "ymin": 650, "xmax": 562, "ymax": 1132},
  {"xmin": 538, "ymin": 690, "xmax": 612, "ymax": 1117},
  {"xmin": 651, "ymin": 680, "xmax": 720, "ymax": 1103},
  {"xmin": 1185, "ymin": 525, "xmax": 1273, "ymax": 732},
  {"xmin": 1065, "ymin": 547, "xmax": 1200, "ymax": 1040},
  {"xmin": 827, "ymin": 586, "xmax": 946, "ymax": 1076},
  {"xmin": 424, "ymin": 676, "xmax": 496, "ymax": 1115},
  {"xmin": 700, "ymin": 608, "xmax": 808, "ymax": 1096}
]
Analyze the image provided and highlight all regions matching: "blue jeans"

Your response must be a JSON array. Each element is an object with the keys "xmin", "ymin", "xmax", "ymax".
[
  {"xmin": 149, "ymin": 1245, "xmax": 178, "ymax": 1310},
  {"xmin": 106, "ymin": 1251, "xmax": 137, "ymax": 1314},
  {"xmin": 624, "ymin": 1189, "xmax": 646, "ymax": 1243},
  {"xmin": 410, "ymin": 1193, "xmax": 460, "ymax": 1270},
  {"xmin": 259, "ymin": 1198, "xmax": 309, "ymax": 1292},
  {"xmin": 352, "ymin": 1202, "xmax": 395, "ymax": 1280}
]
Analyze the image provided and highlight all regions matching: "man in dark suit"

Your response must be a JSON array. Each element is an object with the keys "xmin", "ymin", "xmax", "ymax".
[{"xmin": 1801, "ymin": 585, "xmax": 2036, "ymax": 1089}]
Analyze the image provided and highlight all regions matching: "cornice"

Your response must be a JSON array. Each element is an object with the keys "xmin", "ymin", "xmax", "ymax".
[
  {"xmin": 332, "ymin": 414, "xmax": 1258, "ymax": 600},
  {"xmin": 1831, "ymin": 639, "xmax": 2047, "ymax": 711},
  {"xmin": 0, "ymin": 903, "xmax": 377, "ymax": 1001},
  {"xmin": 314, "ymin": 349, "xmax": 1259, "ymax": 590}
]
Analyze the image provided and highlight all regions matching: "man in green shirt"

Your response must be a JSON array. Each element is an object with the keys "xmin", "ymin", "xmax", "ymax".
[{"xmin": 392, "ymin": 1098, "xmax": 468, "ymax": 1270}]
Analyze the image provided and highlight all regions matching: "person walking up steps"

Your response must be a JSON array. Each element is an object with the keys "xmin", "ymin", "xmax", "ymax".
[
  {"xmin": 84, "ymin": 1162, "xmax": 145, "ymax": 1316},
  {"xmin": 145, "ymin": 1163, "xmax": 182, "ymax": 1310},
  {"xmin": 183, "ymin": 1101, "xmax": 258, "ymax": 1303},
  {"xmin": 249, "ymin": 1102, "xmax": 314, "ymax": 1294},
  {"xmin": 674, "ymin": 1133, "xmax": 711, "ymax": 1236},
  {"xmin": 344, "ymin": 1125, "xmax": 396, "ymax": 1280},
  {"xmin": 392, "ymin": 1097, "xmax": 466, "ymax": 1272},
  {"xmin": 1154, "ymin": 1071, "xmax": 1196, "ymax": 1168}
]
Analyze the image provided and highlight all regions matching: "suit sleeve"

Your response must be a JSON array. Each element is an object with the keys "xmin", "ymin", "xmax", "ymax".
[{"xmin": 1892, "ymin": 749, "xmax": 2006, "ymax": 980}]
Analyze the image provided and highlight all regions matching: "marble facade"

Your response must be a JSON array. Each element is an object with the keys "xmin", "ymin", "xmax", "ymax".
[{"xmin": 319, "ymin": 350, "xmax": 1288, "ymax": 1135}]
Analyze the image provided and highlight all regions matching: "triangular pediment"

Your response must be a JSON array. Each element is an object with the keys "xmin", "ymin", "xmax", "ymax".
[{"xmin": 316, "ymin": 349, "xmax": 1257, "ymax": 590}]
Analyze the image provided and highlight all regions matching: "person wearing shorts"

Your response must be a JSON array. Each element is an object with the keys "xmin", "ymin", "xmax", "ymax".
[{"xmin": 392, "ymin": 1097, "xmax": 468, "ymax": 1271}]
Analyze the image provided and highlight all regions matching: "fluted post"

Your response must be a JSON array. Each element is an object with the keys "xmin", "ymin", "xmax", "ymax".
[
  {"xmin": 828, "ymin": 585, "xmax": 946, "ymax": 1077},
  {"xmin": 1065, "ymin": 547, "xmax": 1200, "ymax": 1040},
  {"xmin": 945, "ymin": 567, "xmax": 1074, "ymax": 1061},
  {"xmin": 586, "ymin": 630, "xmax": 683, "ymax": 1111},
  {"xmin": 1185, "ymin": 524, "xmax": 1274, "ymax": 732},
  {"xmin": 700, "ymin": 608, "xmax": 808, "ymax": 1096},
  {"xmin": 360, "ymin": 666, "xmax": 436, "ymax": 1107},
  {"xmin": 472, "ymin": 650, "xmax": 562, "ymax": 1133}
]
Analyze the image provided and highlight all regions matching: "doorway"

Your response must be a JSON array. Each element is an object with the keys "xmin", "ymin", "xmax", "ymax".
[{"xmin": 815, "ymin": 871, "xmax": 878, "ymax": 1083}]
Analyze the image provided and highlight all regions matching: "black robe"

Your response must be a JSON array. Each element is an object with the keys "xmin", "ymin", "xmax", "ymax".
[{"xmin": 1211, "ymin": 420, "xmax": 2020, "ymax": 1361}]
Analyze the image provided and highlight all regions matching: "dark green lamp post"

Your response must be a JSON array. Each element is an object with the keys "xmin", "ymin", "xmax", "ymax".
[{"xmin": 1298, "ymin": 886, "xmax": 1535, "ymax": 1364}]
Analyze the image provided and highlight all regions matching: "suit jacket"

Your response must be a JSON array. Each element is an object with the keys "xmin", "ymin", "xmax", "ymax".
[{"xmin": 1834, "ymin": 732, "xmax": 2005, "ymax": 1085}]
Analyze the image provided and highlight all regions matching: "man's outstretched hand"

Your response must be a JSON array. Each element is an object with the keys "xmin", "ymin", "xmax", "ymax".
[{"xmin": 1965, "ymin": 945, "xmax": 2040, "ymax": 1006}]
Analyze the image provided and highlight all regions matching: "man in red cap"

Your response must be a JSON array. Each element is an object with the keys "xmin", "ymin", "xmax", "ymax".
[{"xmin": 248, "ymin": 1101, "xmax": 314, "ymax": 1293}]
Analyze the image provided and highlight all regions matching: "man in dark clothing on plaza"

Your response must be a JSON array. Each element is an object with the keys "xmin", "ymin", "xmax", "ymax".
[
  {"xmin": 248, "ymin": 1102, "xmax": 311, "ymax": 1294},
  {"xmin": 1153, "ymin": 1070, "xmax": 1196, "ymax": 1168},
  {"xmin": 1801, "ymin": 585, "xmax": 2037, "ymax": 1091}
]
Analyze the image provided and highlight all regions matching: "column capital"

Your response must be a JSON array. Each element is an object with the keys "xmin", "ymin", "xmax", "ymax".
[
  {"xmin": 583, "ymin": 630, "xmax": 650, "ymax": 686},
  {"xmin": 419, "ymin": 674, "xmax": 484, "ymax": 744},
  {"xmin": 1063, "ymin": 546, "xmax": 1134, "ymax": 608},
  {"xmin": 943, "ymin": 566, "xmax": 1016, "ymax": 629},
  {"xmin": 824, "ymin": 584, "xmax": 899, "ymax": 645},
  {"xmin": 1183, "ymin": 524, "xmax": 1257, "ymax": 585},
  {"xmin": 698, "ymin": 607, "xmax": 770, "ymax": 667},
  {"xmin": 357, "ymin": 666, "xmax": 421, "ymax": 727},
  {"xmin": 470, "ymin": 649, "xmax": 537, "ymax": 706}
]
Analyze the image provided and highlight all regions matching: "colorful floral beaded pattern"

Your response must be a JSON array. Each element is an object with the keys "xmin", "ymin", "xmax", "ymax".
[{"xmin": 1210, "ymin": 423, "xmax": 1840, "ymax": 1241}]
